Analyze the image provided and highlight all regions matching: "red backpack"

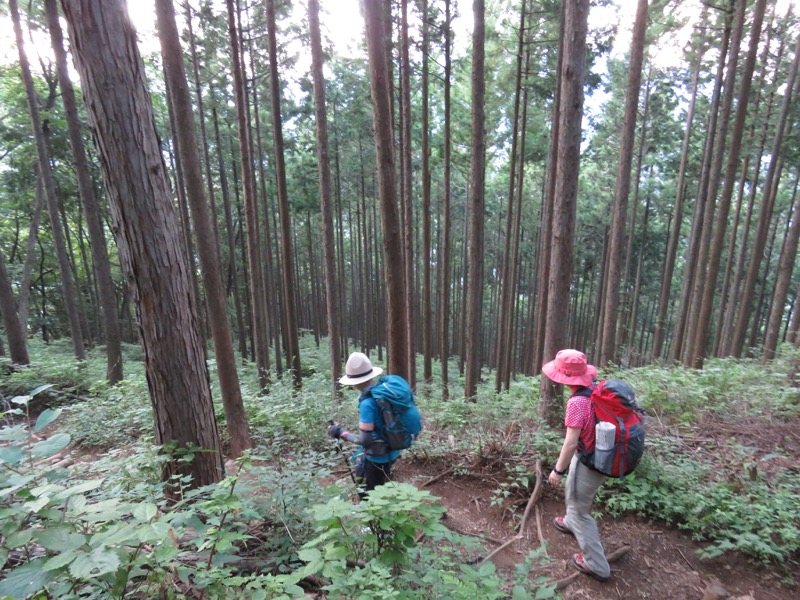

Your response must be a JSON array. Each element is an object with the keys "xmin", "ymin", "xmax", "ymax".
[{"xmin": 577, "ymin": 379, "xmax": 645, "ymax": 478}]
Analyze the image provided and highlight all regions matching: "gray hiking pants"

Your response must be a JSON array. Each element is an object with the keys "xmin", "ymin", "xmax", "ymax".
[{"xmin": 564, "ymin": 454, "xmax": 611, "ymax": 578}]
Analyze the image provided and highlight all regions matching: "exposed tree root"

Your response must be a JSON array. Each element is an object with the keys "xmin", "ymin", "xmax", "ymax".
[{"xmin": 480, "ymin": 459, "xmax": 544, "ymax": 565}]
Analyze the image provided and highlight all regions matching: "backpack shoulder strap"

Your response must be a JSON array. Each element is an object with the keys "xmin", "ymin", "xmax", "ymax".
[{"xmin": 571, "ymin": 386, "xmax": 593, "ymax": 398}]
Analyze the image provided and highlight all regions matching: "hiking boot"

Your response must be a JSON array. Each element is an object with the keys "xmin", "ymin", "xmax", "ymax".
[
  {"xmin": 572, "ymin": 553, "xmax": 610, "ymax": 582},
  {"xmin": 552, "ymin": 516, "xmax": 574, "ymax": 536}
]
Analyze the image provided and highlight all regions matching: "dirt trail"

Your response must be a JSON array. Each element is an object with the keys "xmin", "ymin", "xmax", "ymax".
[{"xmin": 393, "ymin": 462, "xmax": 797, "ymax": 600}]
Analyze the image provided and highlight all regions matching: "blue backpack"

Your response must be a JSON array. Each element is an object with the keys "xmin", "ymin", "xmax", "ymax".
[{"xmin": 366, "ymin": 375, "xmax": 422, "ymax": 450}]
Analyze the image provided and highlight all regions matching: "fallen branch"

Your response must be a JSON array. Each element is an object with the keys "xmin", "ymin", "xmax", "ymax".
[
  {"xmin": 554, "ymin": 572, "xmax": 580, "ymax": 590},
  {"xmin": 421, "ymin": 465, "xmax": 458, "ymax": 488},
  {"xmin": 442, "ymin": 524, "xmax": 504, "ymax": 545},
  {"xmin": 480, "ymin": 459, "xmax": 544, "ymax": 565}
]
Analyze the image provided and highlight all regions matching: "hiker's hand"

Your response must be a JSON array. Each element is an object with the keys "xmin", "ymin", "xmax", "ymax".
[
  {"xmin": 548, "ymin": 470, "xmax": 563, "ymax": 486},
  {"xmin": 327, "ymin": 424, "xmax": 343, "ymax": 439}
]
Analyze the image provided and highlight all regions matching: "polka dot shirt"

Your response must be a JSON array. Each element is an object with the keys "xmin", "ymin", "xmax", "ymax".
[{"xmin": 565, "ymin": 393, "xmax": 596, "ymax": 453}]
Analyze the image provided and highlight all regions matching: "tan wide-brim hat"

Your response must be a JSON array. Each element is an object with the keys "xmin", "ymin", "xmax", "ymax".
[
  {"xmin": 542, "ymin": 349, "xmax": 596, "ymax": 387},
  {"xmin": 338, "ymin": 352, "xmax": 383, "ymax": 386}
]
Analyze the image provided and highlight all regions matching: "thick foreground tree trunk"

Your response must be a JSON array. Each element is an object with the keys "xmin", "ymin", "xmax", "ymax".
[
  {"xmin": 155, "ymin": 0, "xmax": 252, "ymax": 457},
  {"xmin": 61, "ymin": 0, "xmax": 223, "ymax": 489}
]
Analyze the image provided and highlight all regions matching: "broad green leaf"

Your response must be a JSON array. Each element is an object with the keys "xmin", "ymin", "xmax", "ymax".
[
  {"xmin": 10, "ymin": 395, "xmax": 30, "ymax": 406},
  {"xmin": 53, "ymin": 479, "xmax": 104, "ymax": 500},
  {"xmin": 31, "ymin": 483, "xmax": 64, "ymax": 497},
  {"xmin": 89, "ymin": 523, "xmax": 138, "ymax": 547},
  {"xmin": 512, "ymin": 585, "xmax": 533, "ymax": 600},
  {"xmin": 34, "ymin": 408, "xmax": 62, "ymax": 432},
  {"xmin": 68, "ymin": 547, "xmax": 120, "ymax": 578},
  {"xmin": 6, "ymin": 529, "xmax": 33, "ymax": 548},
  {"xmin": 136, "ymin": 521, "xmax": 172, "ymax": 544},
  {"xmin": 0, "ymin": 425, "xmax": 27, "ymax": 442},
  {"xmin": 132, "ymin": 502, "xmax": 158, "ymax": 522},
  {"xmin": 24, "ymin": 496, "xmax": 51, "ymax": 513},
  {"xmin": 31, "ymin": 434, "xmax": 71, "ymax": 458},
  {"xmin": 0, "ymin": 559, "xmax": 57, "ymax": 599},
  {"xmin": 0, "ymin": 445, "xmax": 23, "ymax": 466},
  {"xmin": 43, "ymin": 550, "xmax": 79, "ymax": 571},
  {"xmin": 67, "ymin": 494, "xmax": 87, "ymax": 514},
  {"xmin": 36, "ymin": 527, "xmax": 86, "ymax": 552},
  {"xmin": 30, "ymin": 384, "xmax": 54, "ymax": 397}
]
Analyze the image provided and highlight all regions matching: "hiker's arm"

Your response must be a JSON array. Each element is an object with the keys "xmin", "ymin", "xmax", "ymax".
[
  {"xmin": 338, "ymin": 423, "xmax": 374, "ymax": 445},
  {"xmin": 549, "ymin": 427, "xmax": 581, "ymax": 485}
]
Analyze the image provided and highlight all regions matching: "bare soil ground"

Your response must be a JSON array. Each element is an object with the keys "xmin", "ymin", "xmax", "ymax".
[{"xmin": 390, "ymin": 457, "xmax": 798, "ymax": 600}]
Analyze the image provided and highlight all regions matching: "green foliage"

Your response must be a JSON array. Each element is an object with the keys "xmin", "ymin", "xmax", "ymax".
[
  {"xmin": 598, "ymin": 438, "xmax": 800, "ymax": 564},
  {"xmin": 299, "ymin": 481, "xmax": 536, "ymax": 599}
]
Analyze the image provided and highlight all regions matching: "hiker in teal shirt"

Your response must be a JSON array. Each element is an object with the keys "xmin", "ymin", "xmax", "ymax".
[{"xmin": 327, "ymin": 352, "xmax": 400, "ymax": 498}]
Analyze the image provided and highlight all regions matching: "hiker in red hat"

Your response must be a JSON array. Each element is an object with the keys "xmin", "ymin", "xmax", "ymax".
[{"xmin": 542, "ymin": 349, "xmax": 611, "ymax": 582}]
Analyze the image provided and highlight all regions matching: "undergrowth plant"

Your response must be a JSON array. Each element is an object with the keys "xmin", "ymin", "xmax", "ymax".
[{"xmin": 597, "ymin": 437, "xmax": 800, "ymax": 565}]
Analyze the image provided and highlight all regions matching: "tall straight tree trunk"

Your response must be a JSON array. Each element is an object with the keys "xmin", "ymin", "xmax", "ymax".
[
  {"xmin": 399, "ymin": 0, "xmax": 415, "ymax": 387},
  {"xmin": 18, "ymin": 181, "xmax": 45, "ymax": 332},
  {"xmin": 421, "ymin": 0, "xmax": 433, "ymax": 385},
  {"xmin": 763, "ymin": 172, "xmax": 800, "ymax": 359},
  {"xmin": 12, "ymin": 0, "xmax": 85, "ymax": 363},
  {"xmin": 308, "ymin": 0, "xmax": 342, "ymax": 392},
  {"xmin": 732, "ymin": 33, "xmax": 800, "ymax": 356},
  {"xmin": 719, "ymin": 35, "xmax": 782, "ymax": 355},
  {"xmin": 61, "ymin": 0, "xmax": 223, "ymax": 488},
  {"xmin": 651, "ymin": 12, "xmax": 707, "ymax": 361},
  {"xmin": 439, "ymin": 0, "xmax": 453, "ymax": 399},
  {"xmin": 266, "ymin": 0, "xmax": 302, "ymax": 388},
  {"xmin": 690, "ymin": 0, "xmax": 764, "ymax": 367},
  {"xmin": 212, "ymin": 101, "xmax": 248, "ymax": 359},
  {"xmin": 186, "ymin": 5, "xmax": 219, "ymax": 246},
  {"xmin": 598, "ymin": 0, "xmax": 648, "ymax": 366},
  {"xmin": 533, "ymin": 0, "xmax": 565, "ymax": 373},
  {"xmin": 787, "ymin": 287, "xmax": 800, "ymax": 346},
  {"xmin": 155, "ymin": 0, "xmax": 252, "ymax": 457},
  {"xmin": 671, "ymin": 8, "xmax": 731, "ymax": 362},
  {"xmin": 496, "ymin": 0, "xmax": 526, "ymax": 393},
  {"xmin": 226, "ymin": 0, "xmax": 270, "ymax": 389},
  {"xmin": 464, "ymin": 0, "xmax": 486, "ymax": 401},
  {"xmin": 363, "ymin": 0, "xmax": 408, "ymax": 379},
  {"xmin": 45, "ymin": 0, "xmax": 122, "ymax": 384},
  {"xmin": 0, "ymin": 246, "xmax": 29, "ymax": 364},
  {"xmin": 540, "ymin": 0, "xmax": 589, "ymax": 426}
]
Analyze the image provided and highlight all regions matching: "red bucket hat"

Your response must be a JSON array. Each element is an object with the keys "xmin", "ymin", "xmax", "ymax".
[{"xmin": 542, "ymin": 349, "xmax": 596, "ymax": 387}]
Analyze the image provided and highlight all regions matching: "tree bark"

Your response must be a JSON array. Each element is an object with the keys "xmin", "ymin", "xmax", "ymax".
[
  {"xmin": 496, "ymin": 0, "xmax": 526, "ymax": 393},
  {"xmin": 0, "ymin": 245, "xmax": 29, "ymax": 364},
  {"xmin": 61, "ymin": 0, "xmax": 223, "ymax": 488},
  {"xmin": 763, "ymin": 172, "xmax": 800, "ymax": 359},
  {"xmin": 226, "ymin": 0, "xmax": 270, "ymax": 389},
  {"xmin": 690, "ymin": 0, "xmax": 765, "ymax": 368},
  {"xmin": 17, "ymin": 179, "xmax": 45, "ymax": 333},
  {"xmin": 266, "ymin": 0, "xmax": 302, "ymax": 388},
  {"xmin": 155, "ymin": 0, "xmax": 252, "ymax": 458},
  {"xmin": 439, "ymin": 0, "xmax": 453, "ymax": 399},
  {"xmin": 45, "ymin": 0, "xmax": 122, "ymax": 383},
  {"xmin": 732, "ymin": 33, "xmax": 800, "ymax": 356},
  {"xmin": 598, "ymin": 0, "xmax": 648, "ymax": 366},
  {"xmin": 308, "ymin": 0, "xmax": 342, "ymax": 392},
  {"xmin": 363, "ymin": 0, "xmax": 408, "ymax": 379},
  {"xmin": 421, "ymin": 0, "xmax": 433, "ymax": 385},
  {"xmin": 540, "ymin": 0, "xmax": 589, "ymax": 426},
  {"xmin": 464, "ymin": 0, "xmax": 486, "ymax": 401},
  {"xmin": 12, "ymin": 0, "xmax": 86, "ymax": 363}
]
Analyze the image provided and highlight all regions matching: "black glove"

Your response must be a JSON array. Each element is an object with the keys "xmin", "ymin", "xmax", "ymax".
[{"xmin": 327, "ymin": 424, "xmax": 343, "ymax": 439}]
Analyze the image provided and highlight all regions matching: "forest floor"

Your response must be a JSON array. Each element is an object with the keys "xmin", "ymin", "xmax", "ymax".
[{"xmin": 387, "ymin": 412, "xmax": 800, "ymax": 600}]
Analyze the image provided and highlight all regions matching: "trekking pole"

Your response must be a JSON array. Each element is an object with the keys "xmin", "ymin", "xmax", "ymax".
[{"xmin": 329, "ymin": 420, "xmax": 358, "ymax": 485}]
